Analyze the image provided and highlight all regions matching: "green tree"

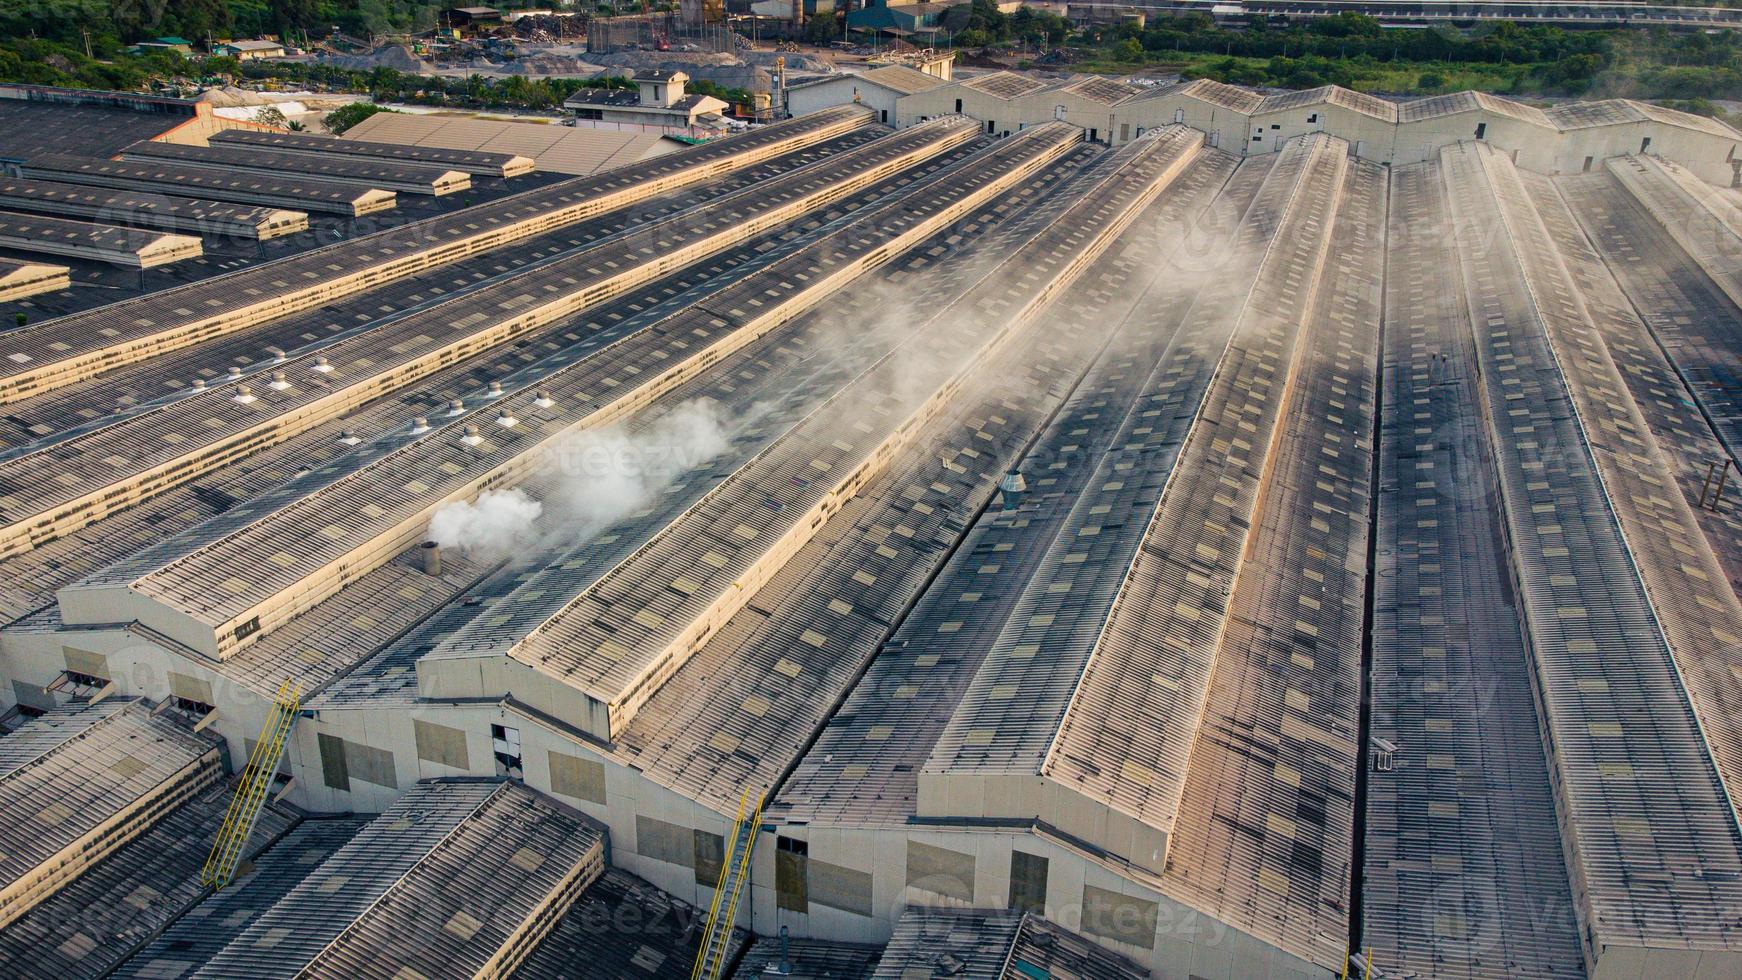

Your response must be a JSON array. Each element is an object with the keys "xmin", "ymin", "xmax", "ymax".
[
  {"xmin": 324, "ymin": 101, "xmax": 395, "ymax": 134},
  {"xmin": 805, "ymin": 14, "xmax": 841, "ymax": 44},
  {"xmin": 252, "ymin": 104, "xmax": 290, "ymax": 128}
]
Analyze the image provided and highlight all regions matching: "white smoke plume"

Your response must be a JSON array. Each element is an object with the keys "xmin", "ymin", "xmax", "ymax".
[
  {"xmin": 543, "ymin": 397, "xmax": 731, "ymax": 538},
  {"xmin": 428, "ymin": 488, "xmax": 544, "ymax": 562},
  {"xmin": 422, "ymin": 398, "xmax": 734, "ymax": 564}
]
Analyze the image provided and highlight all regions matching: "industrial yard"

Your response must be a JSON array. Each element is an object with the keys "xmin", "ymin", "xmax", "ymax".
[{"xmin": 0, "ymin": 74, "xmax": 1740, "ymax": 980}]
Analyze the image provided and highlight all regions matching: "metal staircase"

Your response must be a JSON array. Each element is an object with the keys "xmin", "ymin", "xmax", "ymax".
[
  {"xmin": 199, "ymin": 680, "xmax": 299, "ymax": 889},
  {"xmin": 691, "ymin": 792, "xmax": 763, "ymax": 980}
]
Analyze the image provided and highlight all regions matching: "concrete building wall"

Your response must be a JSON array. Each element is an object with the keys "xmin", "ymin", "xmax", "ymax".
[
  {"xmin": 1033, "ymin": 91, "xmax": 1124, "ymax": 144},
  {"xmin": 0, "ymin": 607, "xmax": 1344, "ymax": 979},
  {"xmin": 1247, "ymin": 103, "xmax": 1397, "ymax": 161},
  {"xmin": 750, "ymin": 822, "xmax": 1331, "ymax": 979},
  {"xmin": 787, "ymin": 78, "xmax": 900, "ymax": 126},
  {"xmin": 1392, "ymin": 111, "xmax": 1550, "ymax": 167},
  {"xmin": 896, "ymin": 85, "xmax": 1026, "ymax": 133},
  {"xmin": 1091, "ymin": 92, "xmax": 1251, "ymax": 151},
  {"xmin": 896, "ymin": 83, "xmax": 1742, "ymax": 185},
  {"xmin": 0, "ymin": 625, "xmax": 284, "ymax": 786}
]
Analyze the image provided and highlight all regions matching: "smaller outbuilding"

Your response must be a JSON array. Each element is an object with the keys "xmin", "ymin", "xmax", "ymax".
[
  {"xmin": 213, "ymin": 39, "xmax": 287, "ymax": 60},
  {"xmin": 563, "ymin": 70, "xmax": 729, "ymax": 137},
  {"xmin": 443, "ymin": 5, "xmax": 504, "ymax": 31},
  {"xmin": 785, "ymin": 64, "xmax": 948, "ymax": 126},
  {"xmin": 133, "ymin": 37, "xmax": 194, "ymax": 56}
]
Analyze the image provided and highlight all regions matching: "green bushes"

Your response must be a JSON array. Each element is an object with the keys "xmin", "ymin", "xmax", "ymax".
[{"xmin": 323, "ymin": 101, "xmax": 395, "ymax": 134}]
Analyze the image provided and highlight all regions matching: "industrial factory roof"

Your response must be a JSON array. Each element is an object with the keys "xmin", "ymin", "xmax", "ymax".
[
  {"xmin": 4, "ymin": 89, "xmax": 1742, "ymax": 980},
  {"xmin": 922, "ymin": 137, "xmax": 1344, "ymax": 817},
  {"xmin": 733, "ymin": 935, "xmax": 882, "ymax": 979},
  {"xmin": 184, "ymin": 779, "xmax": 605, "ymax": 979},
  {"xmin": 561, "ymin": 131, "xmax": 1198, "ymax": 811},
  {"xmin": 0, "ymin": 699, "xmax": 219, "ymax": 913},
  {"xmin": 1360, "ymin": 156, "xmax": 1587, "ymax": 980},
  {"xmin": 1175, "ymin": 77, "xmax": 1268, "ymax": 114},
  {"xmin": 341, "ymin": 112, "xmax": 678, "ymax": 177},
  {"xmin": 0, "ymin": 99, "xmax": 194, "ymax": 162},
  {"xmin": 856, "ymin": 64, "xmax": 952, "ymax": 96},
  {"xmin": 1060, "ymin": 74, "xmax": 1146, "ymax": 106},
  {"xmin": 1541, "ymin": 96, "xmax": 1742, "ymax": 139},
  {"xmin": 962, "ymin": 71, "xmax": 1064, "ymax": 100},
  {"xmin": 0, "ymin": 176, "xmax": 307, "ymax": 240},
  {"xmin": 471, "ymin": 124, "xmax": 1062, "ymax": 716},
  {"xmin": 463, "ymin": 129, "xmax": 1165, "ymax": 764},
  {"xmin": 1438, "ymin": 138, "xmax": 1742, "ymax": 958},
  {"xmin": 0, "ymin": 125, "xmax": 888, "ymax": 644},
  {"xmin": 0, "ymin": 123, "xmax": 879, "ymax": 451},
  {"xmin": 0, "ymin": 210, "xmax": 202, "ymax": 268},
  {"xmin": 209, "ymin": 127, "xmax": 536, "ymax": 178},
  {"xmin": 564, "ymin": 87, "xmax": 658, "ymax": 109},
  {"xmin": 517, "ymin": 869, "xmax": 749, "ymax": 980},
  {"xmin": 111, "ymin": 817, "xmax": 372, "ymax": 980},
  {"xmin": 0, "ymin": 103, "xmax": 870, "ymax": 408},
  {"xmin": 0, "ymin": 784, "xmax": 298, "ymax": 980},
  {"xmin": 119, "ymin": 140, "xmax": 472, "ymax": 195},
  {"xmin": 788, "ymin": 64, "xmax": 944, "ymax": 97},
  {"xmin": 308, "ymin": 135, "xmax": 1087, "ymax": 717},
  {"xmin": 1258, "ymin": 83, "xmax": 1399, "ymax": 122},
  {"xmin": 53, "ymin": 120, "xmax": 976, "ymax": 655},
  {"xmin": 772, "ymin": 146, "xmax": 1265, "ymax": 829},
  {"xmin": 907, "ymin": 78, "xmax": 1742, "ymax": 156},
  {"xmin": 21, "ymin": 153, "xmax": 397, "ymax": 215},
  {"xmin": 868, "ymin": 908, "xmax": 1150, "ymax": 980}
]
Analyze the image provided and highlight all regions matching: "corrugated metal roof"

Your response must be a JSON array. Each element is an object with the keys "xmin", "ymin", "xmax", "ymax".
[
  {"xmin": 1440, "ymin": 137, "xmax": 1742, "ymax": 957},
  {"xmin": 0, "ymin": 785, "xmax": 299, "ymax": 980},
  {"xmin": 0, "ymin": 699, "xmax": 220, "ymax": 923},
  {"xmin": 1361, "ymin": 156, "xmax": 1584, "ymax": 980},
  {"xmin": 188, "ymin": 780, "xmax": 605, "ymax": 979},
  {"xmin": 344, "ymin": 113, "xmax": 678, "ymax": 176},
  {"xmin": 519, "ymin": 869, "xmax": 748, "ymax": 980},
  {"xmin": 1178, "ymin": 77, "xmax": 1265, "ymax": 114},
  {"xmin": 774, "ymin": 148, "xmax": 1266, "ymax": 829}
]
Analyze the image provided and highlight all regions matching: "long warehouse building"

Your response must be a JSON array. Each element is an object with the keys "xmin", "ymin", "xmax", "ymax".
[
  {"xmin": 1, "ymin": 92, "xmax": 1741, "ymax": 980},
  {"xmin": 0, "ymin": 176, "xmax": 308, "ymax": 240},
  {"xmin": 20, "ymin": 153, "xmax": 396, "ymax": 217},
  {"xmin": 0, "ymin": 210, "xmax": 201, "ymax": 269},
  {"xmin": 209, "ymin": 127, "xmax": 537, "ymax": 179},
  {"xmin": 0, "ymin": 105, "xmax": 873, "ymax": 405},
  {"xmin": 119, "ymin": 140, "xmax": 474, "ymax": 197}
]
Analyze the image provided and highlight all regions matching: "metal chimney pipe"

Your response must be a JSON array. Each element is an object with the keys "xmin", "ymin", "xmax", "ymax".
[{"xmin": 420, "ymin": 540, "xmax": 442, "ymax": 576}]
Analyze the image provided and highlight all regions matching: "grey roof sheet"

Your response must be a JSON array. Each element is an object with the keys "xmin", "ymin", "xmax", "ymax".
[
  {"xmin": 1439, "ymin": 137, "xmax": 1742, "ymax": 955},
  {"xmin": 210, "ymin": 127, "xmax": 531, "ymax": 173},
  {"xmin": 1361, "ymin": 157, "xmax": 1584, "ymax": 980},
  {"xmin": 113, "ymin": 817, "xmax": 369, "ymax": 980},
  {"xmin": 774, "ymin": 148, "xmax": 1265, "ymax": 829},
  {"xmin": 344, "ymin": 114, "xmax": 674, "ymax": 177},
  {"xmin": 189, "ymin": 780, "xmax": 605, "ymax": 980},
  {"xmin": 0, "ymin": 785, "xmax": 298, "ymax": 980},
  {"xmin": 0, "ymin": 105, "xmax": 871, "ymax": 393},
  {"xmin": 0, "ymin": 699, "xmax": 219, "ymax": 904},
  {"xmin": 0, "ymin": 101, "xmax": 191, "ymax": 162},
  {"xmin": 518, "ymin": 869, "xmax": 748, "ymax": 980}
]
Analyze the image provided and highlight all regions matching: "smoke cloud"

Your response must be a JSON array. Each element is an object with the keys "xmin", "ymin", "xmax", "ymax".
[
  {"xmin": 544, "ymin": 397, "xmax": 731, "ymax": 537},
  {"xmin": 424, "ymin": 398, "xmax": 735, "ymax": 564},
  {"xmin": 428, "ymin": 488, "xmax": 544, "ymax": 563}
]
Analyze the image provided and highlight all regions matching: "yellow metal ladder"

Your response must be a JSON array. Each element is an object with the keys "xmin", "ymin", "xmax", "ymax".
[
  {"xmin": 199, "ymin": 679, "xmax": 300, "ymax": 890},
  {"xmin": 691, "ymin": 792, "xmax": 764, "ymax": 980}
]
